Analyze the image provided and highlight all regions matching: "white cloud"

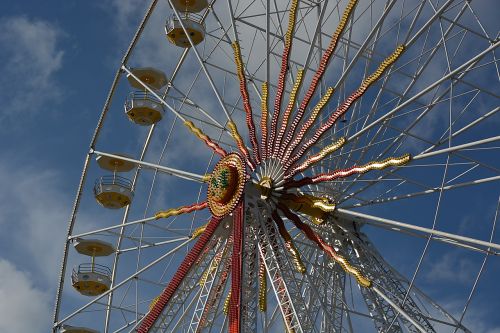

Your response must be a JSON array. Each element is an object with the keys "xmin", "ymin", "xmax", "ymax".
[
  {"xmin": 425, "ymin": 252, "xmax": 476, "ymax": 285},
  {"xmin": 104, "ymin": 0, "xmax": 148, "ymax": 35},
  {"xmin": 0, "ymin": 259, "xmax": 52, "ymax": 332},
  {"xmin": 0, "ymin": 154, "xmax": 104, "ymax": 289},
  {"xmin": 0, "ymin": 160, "xmax": 69, "ymax": 283},
  {"xmin": 440, "ymin": 298, "xmax": 500, "ymax": 333},
  {"xmin": 0, "ymin": 156, "xmax": 103, "ymax": 331},
  {"xmin": 0, "ymin": 16, "xmax": 64, "ymax": 124}
]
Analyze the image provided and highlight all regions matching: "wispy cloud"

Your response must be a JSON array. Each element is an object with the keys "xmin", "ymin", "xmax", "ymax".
[
  {"xmin": 0, "ymin": 159, "xmax": 69, "ymax": 282},
  {"xmin": 103, "ymin": 0, "xmax": 148, "ymax": 35},
  {"xmin": 440, "ymin": 298, "xmax": 500, "ymax": 333},
  {"xmin": 0, "ymin": 259, "xmax": 52, "ymax": 332},
  {"xmin": 0, "ymin": 156, "xmax": 95, "ymax": 332},
  {"xmin": 425, "ymin": 251, "xmax": 476, "ymax": 285},
  {"xmin": 0, "ymin": 16, "xmax": 64, "ymax": 125}
]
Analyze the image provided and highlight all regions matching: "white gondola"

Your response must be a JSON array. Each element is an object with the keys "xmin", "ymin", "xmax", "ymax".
[
  {"xmin": 71, "ymin": 239, "xmax": 114, "ymax": 297},
  {"xmin": 94, "ymin": 175, "xmax": 133, "ymax": 209},
  {"xmin": 124, "ymin": 91, "xmax": 164, "ymax": 125},
  {"xmin": 125, "ymin": 67, "xmax": 167, "ymax": 125},
  {"xmin": 165, "ymin": 13, "xmax": 205, "ymax": 47},
  {"xmin": 72, "ymin": 263, "xmax": 112, "ymax": 296}
]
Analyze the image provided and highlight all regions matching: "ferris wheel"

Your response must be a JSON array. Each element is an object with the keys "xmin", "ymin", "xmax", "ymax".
[{"xmin": 52, "ymin": 0, "xmax": 500, "ymax": 332}]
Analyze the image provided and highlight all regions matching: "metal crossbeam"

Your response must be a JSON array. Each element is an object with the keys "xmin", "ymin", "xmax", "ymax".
[
  {"xmin": 240, "ymin": 209, "xmax": 259, "ymax": 333},
  {"xmin": 150, "ymin": 238, "xmax": 224, "ymax": 332},
  {"xmin": 187, "ymin": 239, "xmax": 230, "ymax": 332},
  {"xmin": 255, "ymin": 208, "xmax": 316, "ymax": 333},
  {"xmin": 354, "ymin": 235, "xmax": 435, "ymax": 332}
]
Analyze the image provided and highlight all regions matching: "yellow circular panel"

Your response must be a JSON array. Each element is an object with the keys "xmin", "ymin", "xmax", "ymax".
[
  {"xmin": 96, "ymin": 154, "xmax": 135, "ymax": 172},
  {"xmin": 95, "ymin": 191, "xmax": 131, "ymax": 209},
  {"xmin": 207, "ymin": 153, "xmax": 246, "ymax": 217},
  {"xmin": 126, "ymin": 106, "xmax": 163, "ymax": 126},
  {"xmin": 74, "ymin": 239, "xmax": 115, "ymax": 257},
  {"xmin": 73, "ymin": 280, "xmax": 109, "ymax": 297},
  {"xmin": 171, "ymin": 0, "xmax": 208, "ymax": 13},
  {"xmin": 127, "ymin": 67, "xmax": 167, "ymax": 90},
  {"xmin": 167, "ymin": 27, "xmax": 204, "ymax": 47},
  {"xmin": 61, "ymin": 325, "xmax": 99, "ymax": 333}
]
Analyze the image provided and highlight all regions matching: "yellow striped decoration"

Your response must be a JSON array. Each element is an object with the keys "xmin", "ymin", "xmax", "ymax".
[
  {"xmin": 289, "ymin": 136, "xmax": 346, "ymax": 175},
  {"xmin": 361, "ymin": 45, "xmax": 405, "ymax": 89},
  {"xmin": 227, "ymin": 121, "xmax": 251, "ymax": 162},
  {"xmin": 191, "ymin": 224, "xmax": 207, "ymax": 239},
  {"xmin": 285, "ymin": 240, "xmax": 306, "ymax": 273},
  {"xmin": 284, "ymin": 87, "xmax": 334, "ymax": 160},
  {"xmin": 223, "ymin": 292, "xmax": 231, "ymax": 315},
  {"xmin": 258, "ymin": 261, "xmax": 267, "ymax": 312},
  {"xmin": 231, "ymin": 42, "xmax": 245, "ymax": 82},
  {"xmin": 260, "ymin": 82, "xmax": 269, "ymax": 155},
  {"xmin": 282, "ymin": 69, "xmax": 304, "ymax": 128},
  {"xmin": 332, "ymin": 253, "xmax": 372, "ymax": 288},
  {"xmin": 285, "ymin": 0, "xmax": 299, "ymax": 47},
  {"xmin": 355, "ymin": 153, "xmax": 411, "ymax": 173},
  {"xmin": 312, "ymin": 199, "xmax": 337, "ymax": 213},
  {"xmin": 184, "ymin": 120, "xmax": 226, "ymax": 156}
]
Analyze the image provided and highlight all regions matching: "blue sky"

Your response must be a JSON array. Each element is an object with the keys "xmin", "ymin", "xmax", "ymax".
[
  {"xmin": 0, "ymin": 1, "xmax": 134, "ymax": 331},
  {"xmin": 0, "ymin": 0, "xmax": 499, "ymax": 332}
]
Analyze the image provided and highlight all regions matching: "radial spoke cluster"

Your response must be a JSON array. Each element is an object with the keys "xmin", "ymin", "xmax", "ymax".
[{"xmin": 135, "ymin": 0, "xmax": 421, "ymax": 331}]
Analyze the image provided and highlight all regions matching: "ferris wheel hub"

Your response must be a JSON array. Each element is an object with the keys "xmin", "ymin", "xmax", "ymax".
[
  {"xmin": 252, "ymin": 158, "xmax": 285, "ymax": 200},
  {"xmin": 207, "ymin": 153, "xmax": 246, "ymax": 217}
]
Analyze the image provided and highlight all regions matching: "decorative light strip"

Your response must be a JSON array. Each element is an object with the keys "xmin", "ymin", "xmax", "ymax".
[
  {"xmin": 285, "ymin": 241, "xmax": 306, "ymax": 273},
  {"xmin": 278, "ymin": 193, "xmax": 334, "ymax": 224},
  {"xmin": 229, "ymin": 202, "xmax": 244, "ymax": 333},
  {"xmin": 290, "ymin": 45, "xmax": 405, "ymax": 165},
  {"xmin": 278, "ymin": 204, "xmax": 371, "ymax": 288},
  {"xmin": 191, "ymin": 224, "xmax": 208, "ymax": 239},
  {"xmin": 272, "ymin": 211, "xmax": 306, "ymax": 273},
  {"xmin": 198, "ymin": 248, "xmax": 232, "ymax": 327},
  {"xmin": 282, "ymin": 0, "xmax": 358, "ymax": 156},
  {"xmin": 223, "ymin": 292, "xmax": 231, "ymax": 315},
  {"xmin": 312, "ymin": 200, "xmax": 336, "ymax": 213},
  {"xmin": 184, "ymin": 120, "xmax": 227, "ymax": 157},
  {"xmin": 274, "ymin": 68, "xmax": 304, "ymax": 155},
  {"xmin": 149, "ymin": 296, "xmax": 160, "ymax": 311},
  {"xmin": 316, "ymin": 235, "xmax": 372, "ymax": 288},
  {"xmin": 138, "ymin": 216, "xmax": 223, "ymax": 332},
  {"xmin": 258, "ymin": 260, "xmax": 267, "ymax": 312},
  {"xmin": 232, "ymin": 42, "xmax": 260, "ymax": 163},
  {"xmin": 281, "ymin": 87, "xmax": 334, "ymax": 160},
  {"xmin": 286, "ymin": 154, "xmax": 411, "ymax": 188},
  {"xmin": 199, "ymin": 245, "xmax": 226, "ymax": 287},
  {"xmin": 261, "ymin": 82, "xmax": 269, "ymax": 159},
  {"xmin": 228, "ymin": 121, "xmax": 255, "ymax": 170},
  {"xmin": 155, "ymin": 201, "xmax": 208, "ymax": 220},
  {"xmin": 286, "ymin": 136, "xmax": 346, "ymax": 177},
  {"xmin": 268, "ymin": 0, "xmax": 299, "ymax": 158}
]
